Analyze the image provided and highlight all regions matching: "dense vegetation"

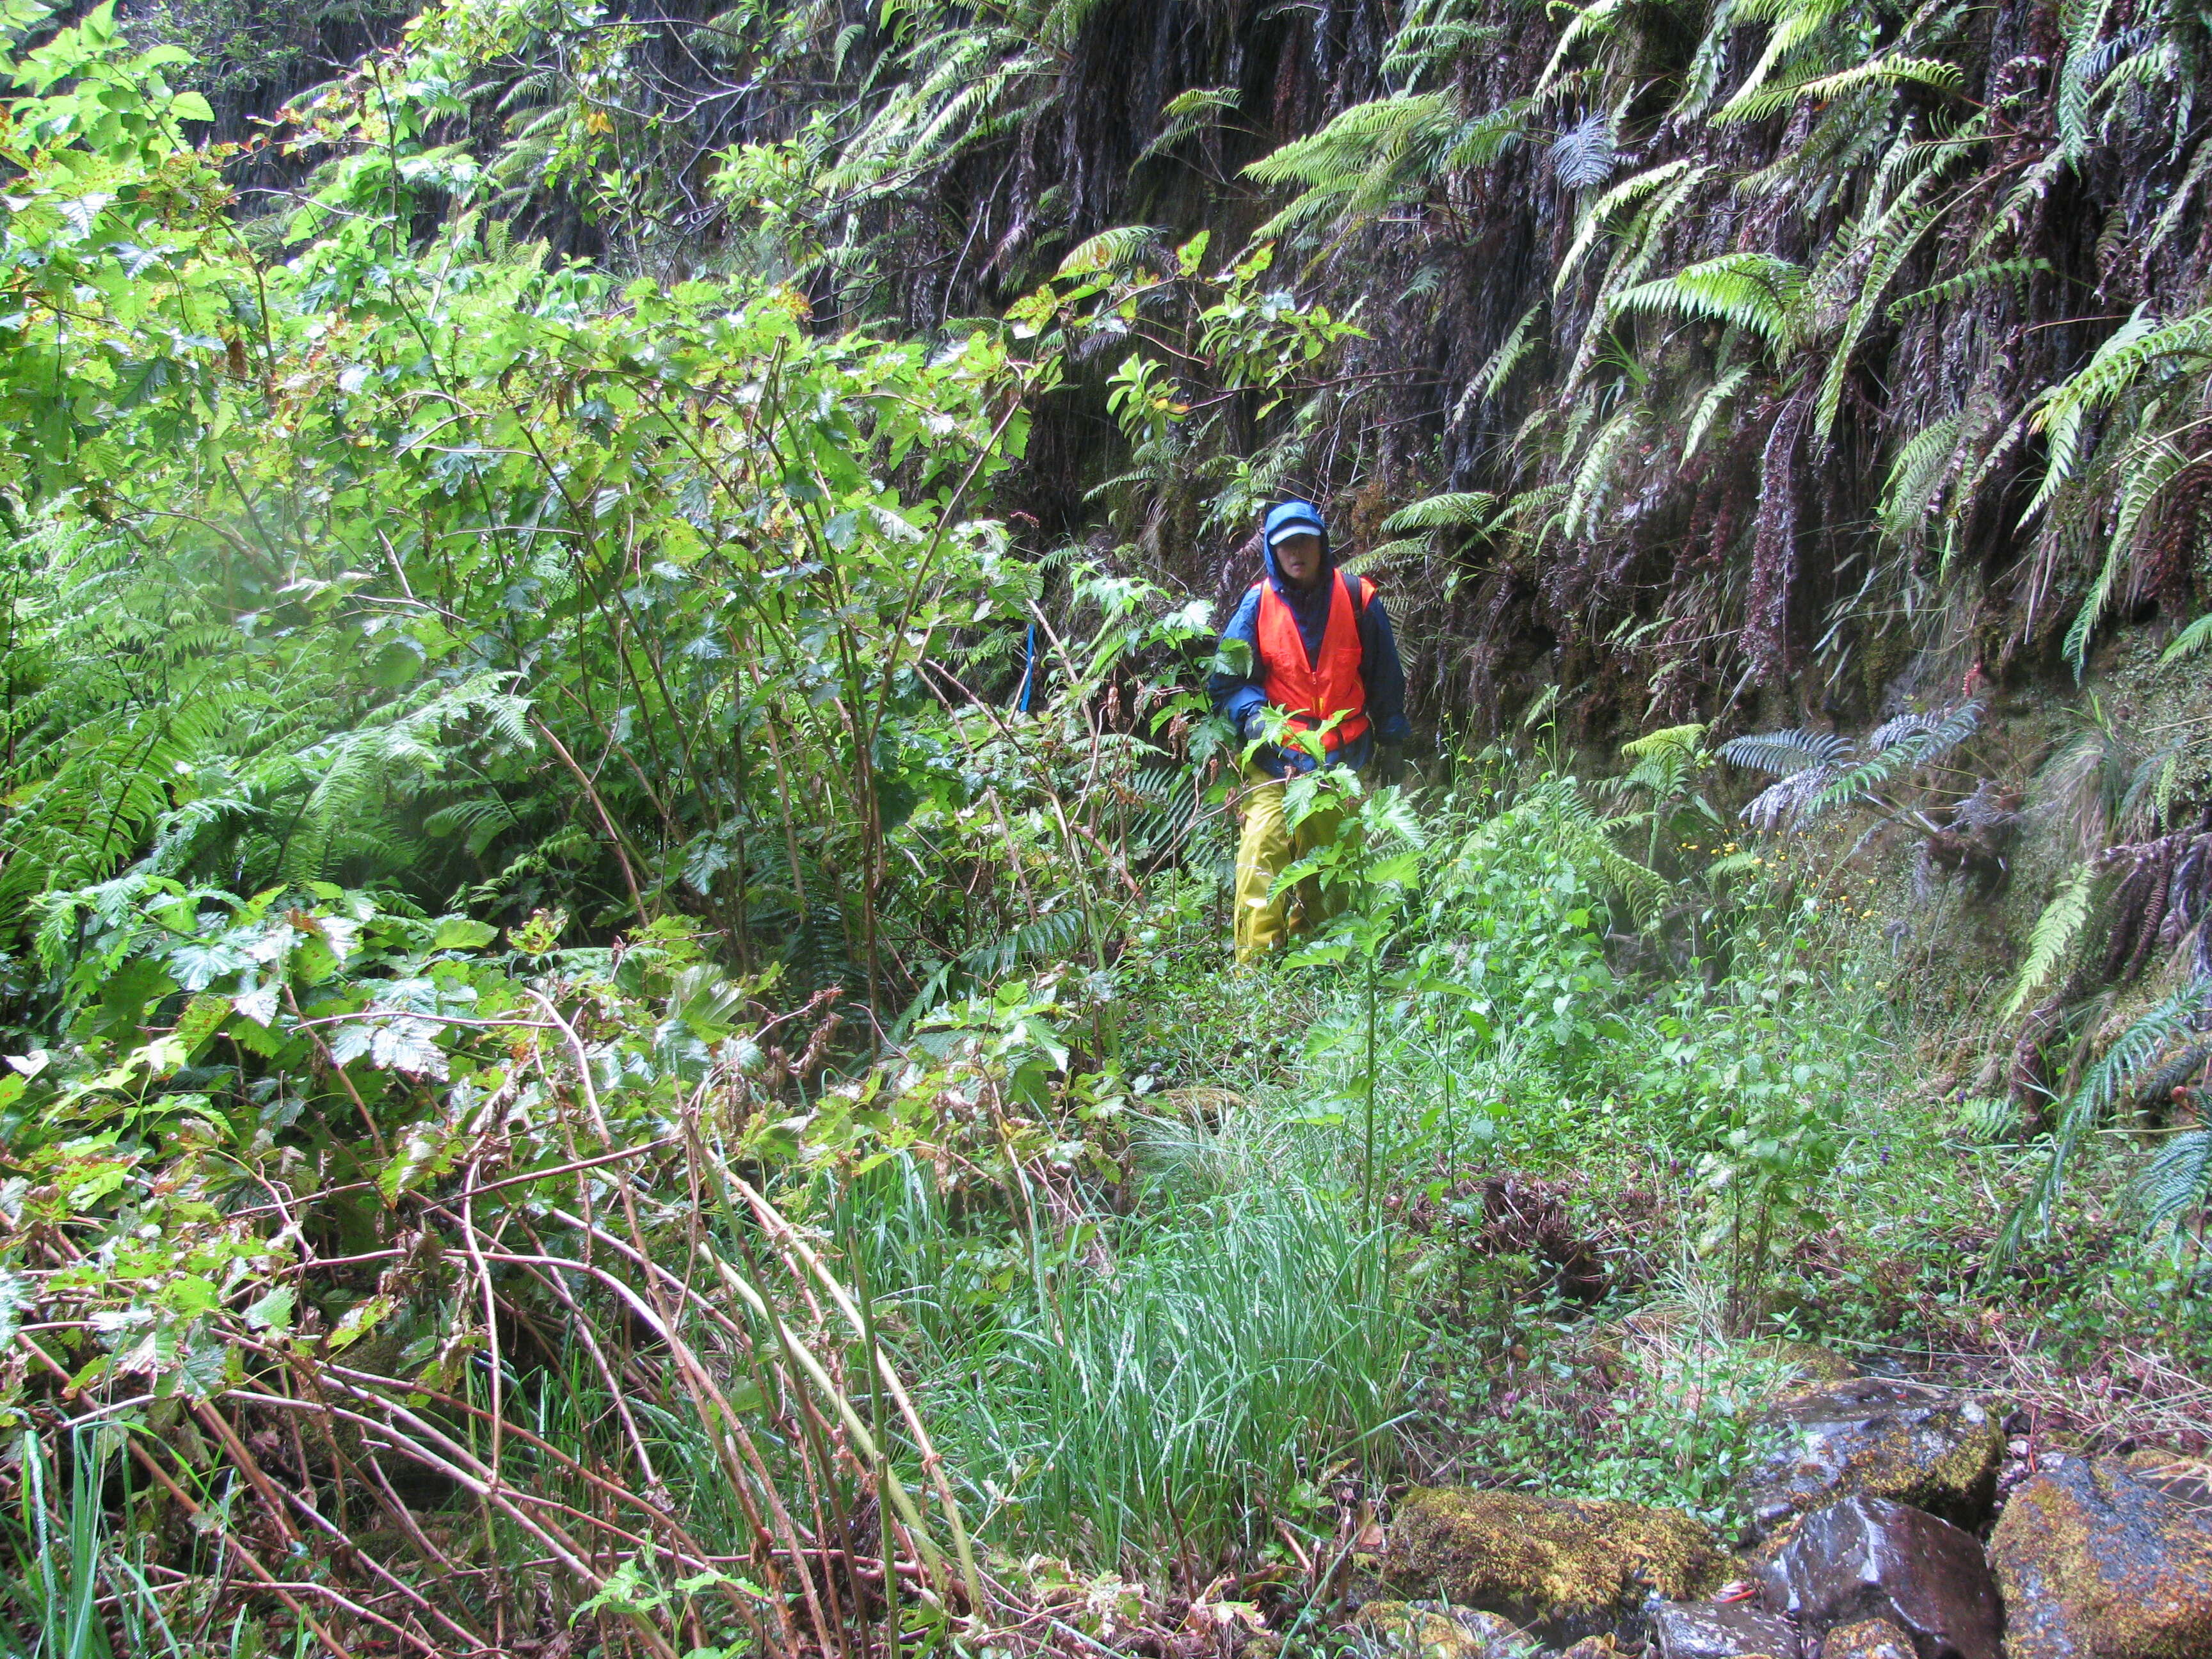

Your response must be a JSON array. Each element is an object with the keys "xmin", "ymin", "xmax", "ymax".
[{"xmin": 1, "ymin": 0, "xmax": 2209, "ymax": 1651}]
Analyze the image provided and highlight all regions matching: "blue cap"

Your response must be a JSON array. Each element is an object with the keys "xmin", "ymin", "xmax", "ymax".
[{"xmin": 1263, "ymin": 499, "xmax": 1327, "ymax": 547}]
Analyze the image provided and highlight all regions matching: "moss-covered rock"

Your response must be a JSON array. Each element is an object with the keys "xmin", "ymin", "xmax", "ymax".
[
  {"xmin": 1763, "ymin": 1342, "xmax": 1861, "ymax": 1390},
  {"xmin": 1816, "ymin": 1617, "xmax": 1914, "ymax": 1659},
  {"xmin": 1988, "ymin": 1454, "xmax": 2212, "ymax": 1659},
  {"xmin": 1381, "ymin": 1487, "xmax": 1727, "ymax": 1641},
  {"xmin": 1349, "ymin": 1601, "xmax": 1532, "ymax": 1658},
  {"xmin": 1737, "ymin": 1379, "xmax": 2003, "ymax": 1542}
]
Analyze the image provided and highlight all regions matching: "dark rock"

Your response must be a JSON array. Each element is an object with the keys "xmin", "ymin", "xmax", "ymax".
[
  {"xmin": 1382, "ymin": 1487, "xmax": 1726, "ymax": 1645},
  {"xmin": 1818, "ymin": 1619, "xmax": 1915, "ymax": 1659},
  {"xmin": 1739, "ymin": 1380, "xmax": 2003, "ymax": 1543},
  {"xmin": 1651, "ymin": 1599, "xmax": 1800, "ymax": 1658},
  {"xmin": 1988, "ymin": 1453, "xmax": 2212, "ymax": 1658},
  {"xmin": 1757, "ymin": 1495, "xmax": 2001, "ymax": 1659}
]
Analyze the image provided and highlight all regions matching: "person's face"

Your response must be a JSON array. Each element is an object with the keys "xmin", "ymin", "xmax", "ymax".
[{"xmin": 1274, "ymin": 531, "xmax": 1324, "ymax": 589}]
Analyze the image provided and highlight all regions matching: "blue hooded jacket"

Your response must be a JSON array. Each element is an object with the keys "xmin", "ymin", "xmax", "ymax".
[{"xmin": 1209, "ymin": 501, "xmax": 1411, "ymax": 778}]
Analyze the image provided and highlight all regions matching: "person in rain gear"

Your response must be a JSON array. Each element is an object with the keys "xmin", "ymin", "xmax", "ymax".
[{"xmin": 1210, "ymin": 499, "xmax": 1410, "ymax": 962}]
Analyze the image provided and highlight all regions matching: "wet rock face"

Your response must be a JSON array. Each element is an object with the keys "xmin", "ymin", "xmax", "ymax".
[
  {"xmin": 1738, "ymin": 1380, "xmax": 2004, "ymax": 1543},
  {"xmin": 1650, "ymin": 1599, "xmax": 1801, "ymax": 1657},
  {"xmin": 1988, "ymin": 1454, "xmax": 2212, "ymax": 1658},
  {"xmin": 1757, "ymin": 1495, "xmax": 2002, "ymax": 1659},
  {"xmin": 1817, "ymin": 1619, "xmax": 1916, "ymax": 1659},
  {"xmin": 1382, "ymin": 1487, "xmax": 1726, "ymax": 1644}
]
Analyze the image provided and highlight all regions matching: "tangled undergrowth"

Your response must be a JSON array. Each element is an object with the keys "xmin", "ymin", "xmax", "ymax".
[
  {"xmin": 3, "ymin": 0, "xmax": 2212, "ymax": 1652},
  {"xmin": 12, "ymin": 726, "xmax": 2212, "ymax": 1655}
]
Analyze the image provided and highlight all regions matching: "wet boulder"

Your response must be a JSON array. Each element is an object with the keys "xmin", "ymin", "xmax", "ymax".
[
  {"xmin": 1757, "ymin": 1494, "xmax": 2001, "ymax": 1659},
  {"xmin": 1382, "ymin": 1487, "xmax": 1726, "ymax": 1644},
  {"xmin": 1987, "ymin": 1453, "xmax": 2212, "ymax": 1658},
  {"xmin": 1738, "ymin": 1380, "xmax": 2003, "ymax": 1543},
  {"xmin": 1818, "ymin": 1619, "xmax": 1916, "ymax": 1659},
  {"xmin": 1650, "ymin": 1599, "xmax": 1800, "ymax": 1657}
]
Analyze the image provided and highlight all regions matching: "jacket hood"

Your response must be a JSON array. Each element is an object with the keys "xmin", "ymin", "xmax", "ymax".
[{"xmin": 1260, "ymin": 499, "xmax": 1334, "ymax": 591}]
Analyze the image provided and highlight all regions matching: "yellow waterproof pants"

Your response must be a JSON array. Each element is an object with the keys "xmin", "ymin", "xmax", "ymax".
[{"xmin": 1233, "ymin": 768, "xmax": 1349, "ymax": 963}]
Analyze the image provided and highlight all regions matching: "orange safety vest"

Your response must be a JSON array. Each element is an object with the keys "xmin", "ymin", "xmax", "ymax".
[{"xmin": 1253, "ymin": 570, "xmax": 1374, "ymax": 752}]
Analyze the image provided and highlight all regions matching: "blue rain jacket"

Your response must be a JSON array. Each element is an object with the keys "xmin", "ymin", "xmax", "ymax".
[{"xmin": 1209, "ymin": 503, "xmax": 1411, "ymax": 778}]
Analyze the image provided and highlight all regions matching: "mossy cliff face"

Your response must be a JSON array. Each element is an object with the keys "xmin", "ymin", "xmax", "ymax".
[
  {"xmin": 1381, "ymin": 1487, "xmax": 1727, "ymax": 1639},
  {"xmin": 1989, "ymin": 1455, "xmax": 2212, "ymax": 1659}
]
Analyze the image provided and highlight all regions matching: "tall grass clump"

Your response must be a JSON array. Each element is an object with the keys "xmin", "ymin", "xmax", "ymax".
[
  {"xmin": 940, "ymin": 1183, "xmax": 1408, "ymax": 1569},
  {"xmin": 834, "ymin": 1105, "xmax": 1412, "ymax": 1575}
]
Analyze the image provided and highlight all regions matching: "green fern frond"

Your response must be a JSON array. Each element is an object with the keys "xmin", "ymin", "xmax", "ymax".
[
  {"xmin": 1999, "ymin": 975, "xmax": 2211, "ymax": 1260},
  {"xmin": 1717, "ymin": 54, "xmax": 1963, "ymax": 124},
  {"xmin": 1717, "ymin": 728, "xmax": 1852, "ymax": 776},
  {"xmin": 2139, "ymin": 1123, "xmax": 2212, "ymax": 1242},
  {"xmin": 1381, "ymin": 492, "xmax": 1500, "ymax": 532},
  {"xmin": 1621, "ymin": 723, "xmax": 1708, "ymax": 764},
  {"xmin": 1338, "ymin": 538, "xmax": 1431, "ymax": 576},
  {"xmin": 1681, "ymin": 364, "xmax": 1752, "ymax": 464},
  {"xmin": 1879, "ymin": 413, "xmax": 1966, "ymax": 540},
  {"xmin": 1056, "ymin": 225, "xmax": 1166, "ymax": 276},
  {"xmin": 2004, "ymin": 865, "xmax": 2101, "ymax": 1020},
  {"xmin": 1615, "ymin": 253, "xmax": 1810, "ymax": 353},
  {"xmin": 1475, "ymin": 303, "xmax": 1546, "ymax": 401},
  {"xmin": 1887, "ymin": 259, "xmax": 2048, "ymax": 321},
  {"xmin": 2028, "ymin": 306, "xmax": 2212, "ymax": 516},
  {"xmin": 2160, "ymin": 611, "xmax": 2212, "ymax": 664},
  {"xmin": 1562, "ymin": 409, "xmax": 1644, "ymax": 538},
  {"xmin": 1553, "ymin": 159, "xmax": 1697, "ymax": 298}
]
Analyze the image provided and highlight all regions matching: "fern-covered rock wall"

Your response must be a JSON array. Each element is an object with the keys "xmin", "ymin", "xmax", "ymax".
[
  {"xmin": 109, "ymin": 0, "xmax": 2212, "ymax": 737},
  {"xmin": 668, "ymin": 0, "xmax": 2212, "ymax": 739}
]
